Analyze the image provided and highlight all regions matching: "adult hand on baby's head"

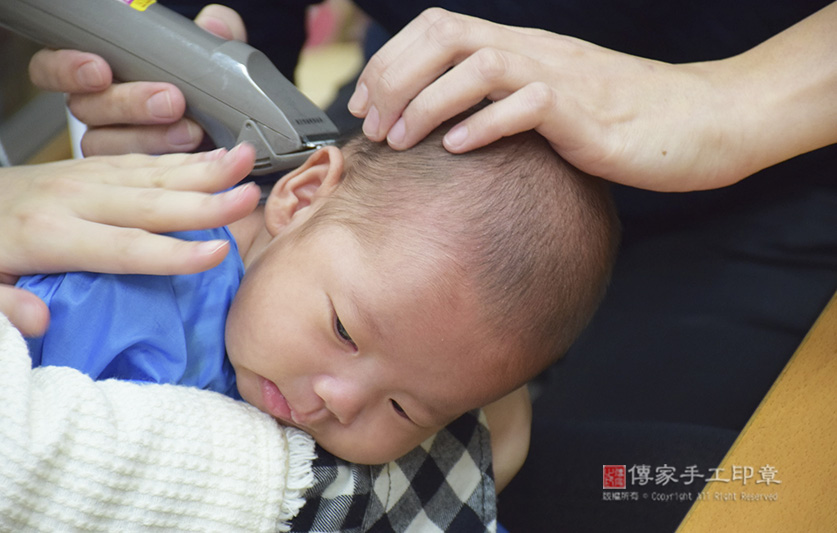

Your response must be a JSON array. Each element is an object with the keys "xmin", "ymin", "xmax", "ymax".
[
  {"xmin": 0, "ymin": 145, "xmax": 259, "ymax": 336},
  {"xmin": 348, "ymin": 8, "xmax": 738, "ymax": 192},
  {"xmin": 349, "ymin": 7, "xmax": 837, "ymax": 192},
  {"xmin": 27, "ymin": 4, "xmax": 247, "ymax": 156}
]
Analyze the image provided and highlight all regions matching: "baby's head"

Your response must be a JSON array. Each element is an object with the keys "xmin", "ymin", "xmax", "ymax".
[{"xmin": 226, "ymin": 121, "xmax": 619, "ymax": 464}]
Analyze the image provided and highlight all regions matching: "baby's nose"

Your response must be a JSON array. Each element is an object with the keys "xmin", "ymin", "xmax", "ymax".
[{"xmin": 312, "ymin": 375, "xmax": 368, "ymax": 426}]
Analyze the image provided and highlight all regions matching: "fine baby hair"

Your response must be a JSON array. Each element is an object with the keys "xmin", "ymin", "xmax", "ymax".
[{"xmin": 300, "ymin": 116, "xmax": 620, "ymax": 384}]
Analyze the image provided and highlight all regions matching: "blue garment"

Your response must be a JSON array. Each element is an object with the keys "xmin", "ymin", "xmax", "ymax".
[{"xmin": 17, "ymin": 227, "xmax": 244, "ymax": 398}]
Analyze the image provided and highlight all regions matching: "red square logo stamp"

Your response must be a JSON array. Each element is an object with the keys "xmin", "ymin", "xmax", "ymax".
[{"xmin": 603, "ymin": 465, "xmax": 626, "ymax": 489}]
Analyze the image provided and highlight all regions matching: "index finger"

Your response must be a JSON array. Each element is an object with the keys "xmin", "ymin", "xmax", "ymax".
[
  {"xmin": 348, "ymin": 8, "xmax": 454, "ymax": 127},
  {"xmin": 29, "ymin": 48, "xmax": 112, "ymax": 93},
  {"xmin": 350, "ymin": 9, "xmax": 530, "ymax": 142},
  {"xmin": 54, "ymin": 143, "xmax": 256, "ymax": 192}
]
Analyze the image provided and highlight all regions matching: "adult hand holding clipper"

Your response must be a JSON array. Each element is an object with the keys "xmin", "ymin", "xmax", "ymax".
[{"xmin": 3, "ymin": 0, "xmax": 337, "ymax": 171}]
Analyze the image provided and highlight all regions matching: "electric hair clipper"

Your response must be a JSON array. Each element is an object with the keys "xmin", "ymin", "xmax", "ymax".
[{"xmin": 0, "ymin": 0, "xmax": 339, "ymax": 174}]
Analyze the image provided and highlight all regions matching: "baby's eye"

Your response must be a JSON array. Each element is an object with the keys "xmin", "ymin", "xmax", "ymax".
[
  {"xmin": 334, "ymin": 315, "xmax": 356, "ymax": 348},
  {"xmin": 391, "ymin": 399, "xmax": 410, "ymax": 421}
]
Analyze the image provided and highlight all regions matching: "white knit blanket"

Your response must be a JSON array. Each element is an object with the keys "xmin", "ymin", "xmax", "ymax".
[{"xmin": 0, "ymin": 313, "xmax": 315, "ymax": 532}]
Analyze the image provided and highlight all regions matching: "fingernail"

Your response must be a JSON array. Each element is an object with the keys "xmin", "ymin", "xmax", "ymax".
[
  {"xmin": 204, "ymin": 147, "xmax": 228, "ymax": 160},
  {"xmin": 197, "ymin": 239, "xmax": 229, "ymax": 256},
  {"xmin": 362, "ymin": 106, "xmax": 380, "ymax": 139},
  {"xmin": 147, "ymin": 91, "xmax": 175, "ymax": 120},
  {"xmin": 201, "ymin": 16, "xmax": 233, "ymax": 39},
  {"xmin": 444, "ymin": 124, "xmax": 469, "ymax": 149},
  {"xmin": 229, "ymin": 142, "xmax": 249, "ymax": 155},
  {"xmin": 77, "ymin": 61, "xmax": 105, "ymax": 89},
  {"xmin": 225, "ymin": 142, "xmax": 253, "ymax": 162},
  {"xmin": 387, "ymin": 117, "xmax": 406, "ymax": 146},
  {"xmin": 166, "ymin": 121, "xmax": 201, "ymax": 148},
  {"xmin": 233, "ymin": 181, "xmax": 256, "ymax": 198},
  {"xmin": 348, "ymin": 82, "xmax": 368, "ymax": 115}
]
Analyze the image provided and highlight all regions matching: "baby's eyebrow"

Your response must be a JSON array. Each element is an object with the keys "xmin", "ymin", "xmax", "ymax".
[{"xmin": 345, "ymin": 288, "xmax": 383, "ymax": 340}]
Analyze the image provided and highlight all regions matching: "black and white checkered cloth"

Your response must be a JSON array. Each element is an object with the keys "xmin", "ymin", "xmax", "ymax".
[{"xmin": 290, "ymin": 410, "xmax": 497, "ymax": 533}]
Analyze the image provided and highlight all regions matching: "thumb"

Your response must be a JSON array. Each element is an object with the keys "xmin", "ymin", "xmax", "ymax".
[
  {"xmin": 195, "ymin": 4, "xmax": 248, "ymax": 42},
  {"xmin": 0, "ymin": 286, "xmax": 50, "ymax": 338}
]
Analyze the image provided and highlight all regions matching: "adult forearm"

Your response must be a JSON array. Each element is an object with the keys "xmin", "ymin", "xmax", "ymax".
[{"xmin": 708, "ymin": 1, "xmax": 837, "ymax": 181}]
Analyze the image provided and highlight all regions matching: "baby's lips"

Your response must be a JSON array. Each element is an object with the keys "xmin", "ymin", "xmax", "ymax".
[{"xmin": 259, "ymin": 376, "xmax": 292, "ymax": 421}]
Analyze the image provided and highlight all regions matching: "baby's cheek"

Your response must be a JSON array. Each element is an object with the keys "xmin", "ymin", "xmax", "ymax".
[{"xmin": 230, "ymin": 368, "xmax": 259, "ymax": 408}]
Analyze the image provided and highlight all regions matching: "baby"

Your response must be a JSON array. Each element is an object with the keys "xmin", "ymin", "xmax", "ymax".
[{"xmin": 19, "ymin": 120, "xmax": 619, "ymax": 465}]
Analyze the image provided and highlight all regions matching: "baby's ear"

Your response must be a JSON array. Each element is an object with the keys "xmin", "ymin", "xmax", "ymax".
[{"xmin": 263, "ymin": 146, "xmax": 344, "ymax": 236}]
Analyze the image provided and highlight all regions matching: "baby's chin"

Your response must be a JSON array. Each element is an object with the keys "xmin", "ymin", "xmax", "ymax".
[
  {"xmin": 321, "ymin": 446, "xmax": 410, "ymax": 466},
  {"xmin": 315, "ymin": 435, "xmax": 424, "ymax": 466}
]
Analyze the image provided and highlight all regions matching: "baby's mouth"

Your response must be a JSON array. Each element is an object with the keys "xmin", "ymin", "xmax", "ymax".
[
  {"xmin": 258, "ymin": 376, "xmax": 327, "ymax": 429},
  {"xmin": 259, "ymin": 376, "xmax": 294, "ymax": 422}
]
